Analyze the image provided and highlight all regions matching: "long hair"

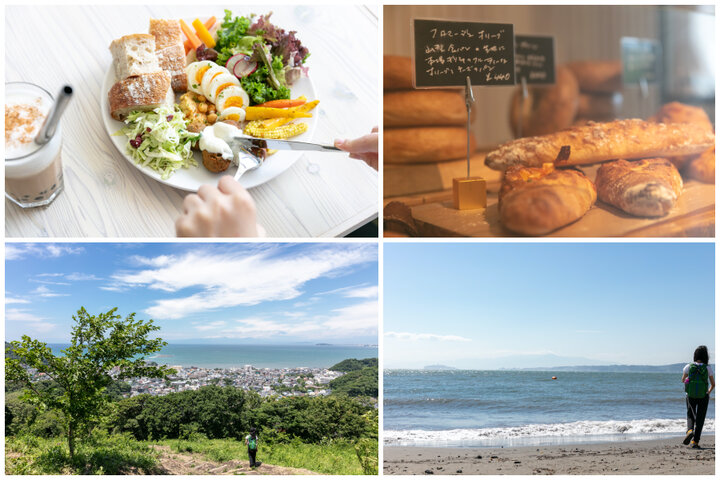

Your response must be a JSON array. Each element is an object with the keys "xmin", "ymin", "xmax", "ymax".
[{"xmin": 693, "ymin": 345, "xmax": 710, "ymax": 364}]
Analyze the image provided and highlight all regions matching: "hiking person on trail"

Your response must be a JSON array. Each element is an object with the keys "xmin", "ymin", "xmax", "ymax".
[
  {"xmin": 245, "ymin": 427, "xmax": 260, "ymax": 468},
  {"xmin": 682, "ymin": 345, "xmax": 715, "ymax": 448}
]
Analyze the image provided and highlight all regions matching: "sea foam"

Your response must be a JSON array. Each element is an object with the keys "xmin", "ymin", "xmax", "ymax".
[{"xmin": 384, "ymin": 418, "xmax": 716, "ymax": 447}]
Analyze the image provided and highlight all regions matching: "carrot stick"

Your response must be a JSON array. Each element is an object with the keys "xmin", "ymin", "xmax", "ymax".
[
  {"xmin": 256, "ymin": 96, "xmax": 307, "ymax": 108},
  {"xmin": 180, "ymin": 19, "xmax": 202, "ymax": 49},
  {"xmin": 204, "ymin": 16, "xmax": 216, "ymax": 30}
]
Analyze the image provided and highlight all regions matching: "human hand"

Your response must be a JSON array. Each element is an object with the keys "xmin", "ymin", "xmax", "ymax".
[
  {"xmin": 334, "ymin": 126, "xmax": 378, "ymax": 170},
  {"xmin": 176, "ymin": 176, "xmax": 263, "ymax": 237}
]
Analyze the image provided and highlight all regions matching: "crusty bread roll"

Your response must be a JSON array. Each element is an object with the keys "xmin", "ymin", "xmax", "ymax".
[
  {"xmin": 384, "ymin": 56, "xmax": 413, "ymax": 90},
  {"xmin": 150, "ymin": 19, "xmax": 188, "ymax": 92},
  {"xmin": 576, "ymin": 92, "xmax": 622, "ymax": 120},
  {"xmin": 384, "ymin": 90, "xmax": 468, "ymax": 127},
  {"xmin": 595, "ymin": 158, "xmax": 683, "ymax": 217},
  {"xmin": 510, "ymin": 66, "xmax": 579, "ymax": 137},
  {"xmin": 647, "ymin": 102, "xmax": 714, "ymax": 169},
  {"xmin": 108, "ymin": 71, "xmax": 173, "ymax": 121},
  {"xmin": 385, "ymin": 127, "xmax": 476, "ymax": 164},
  {"xmin": 485, "ymin": 119, "xmax": 715, "ymax": 171},
  {"xmin": 685, "ymin": 147, "xmax": 715, "ymax": 184},
  {"xmin": 109, "ymin": 34, "xmax": 160, "ymax": 80},
  {"xmin": 649, "ymin": 102, "xmax": 713, "ymax": 132},
  {"xmin": 499, "ymin": 163, "xmax": 596, "ymax": 235},
  {"xmin": 565, "ymin": 60, "xmax": 622, "ymax": 93}
]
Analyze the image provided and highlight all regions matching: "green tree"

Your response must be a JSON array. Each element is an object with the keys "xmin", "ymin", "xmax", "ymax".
[{"xmin": 5, "ymin": 307, "xmax": 174, "ymax": 457}]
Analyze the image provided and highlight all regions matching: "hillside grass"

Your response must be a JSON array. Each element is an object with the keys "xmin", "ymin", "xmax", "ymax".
[
  {"xmin": 5, "ymin": 433, "xmax": 377, "ymax": 475},
  {"xmin": 5, "ymin": 433, "xmax": 160, "ymax": 475}
]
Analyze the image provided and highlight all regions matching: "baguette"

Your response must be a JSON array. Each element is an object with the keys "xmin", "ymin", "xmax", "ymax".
[
  {"xmin": 385, "ymin": 127, "xmax": 476, "ymax": 164},
  {"xmin": 384, "ymin": 90, "xmax": 468, "ymax": 127},
  {"xmin": 595, "ymin": 158, "xmax": 683, "ymax": 217},
  {"xmin": 648, "ymin": 102, "xmax": 714, "ymax": 169},
  {"xmin": 108, "ymin": 71, "xmax": 173, "ymax": 121},
  {"xmin": 109, "ymin": 34, "xmax": 160, "ymax": 80},
  {"xmin": 499, "ymin": 163, "xmax": 596, "ymax": 235},
  {"xmin": 485, "ymin": 119, "xmax": 715, "ymax": 171}
]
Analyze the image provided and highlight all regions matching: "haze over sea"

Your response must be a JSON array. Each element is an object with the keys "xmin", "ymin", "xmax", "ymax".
[
  {"xmin": 48, "ymin": 344, "xmax": 377, "ymax": 369},
  {"xmin": 384, "ymin": 370, "xmax": 715, "ymax": 448}
]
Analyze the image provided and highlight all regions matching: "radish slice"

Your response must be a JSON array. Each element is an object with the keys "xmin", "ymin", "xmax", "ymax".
[
  {"xmin": 225, "ymin": 53, "xmax": 244, "ymax": 73},
  {"xmin": 232, "ymin": 55, "xmax": 258, "ymax": 78}
]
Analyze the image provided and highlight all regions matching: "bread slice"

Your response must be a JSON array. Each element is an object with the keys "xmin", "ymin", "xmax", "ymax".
[
  {"xmin": 109, "ymin": 34, "xmax": 160, "ymax": 80},
  {"xmin": 108, "ymin": 71, "xmax": 173, "ymax": 120},
  {"xmin": 149, "ymin": 19, "xmax": 183, "ymax": 49},
  {"xmin": 149, "ymin": 19, "xmax": 188, "ymax": 92}
]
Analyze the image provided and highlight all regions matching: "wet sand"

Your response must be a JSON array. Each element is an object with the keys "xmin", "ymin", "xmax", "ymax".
[{"xmin": 384, "ymin": 436, "xmax": 714, "ymax": 475}]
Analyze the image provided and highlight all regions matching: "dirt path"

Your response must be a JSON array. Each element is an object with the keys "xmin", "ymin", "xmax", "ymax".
[{"xmin": 150, "ymin": 445, "xmax": 319, "ymax": 475}]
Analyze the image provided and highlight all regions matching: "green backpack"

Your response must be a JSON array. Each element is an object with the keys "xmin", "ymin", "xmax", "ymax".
[
  {"xmin": 686, "ymin": 364, "xmax": 709, "ymax": 399},
  {"xmin": 248, "ymin": 436, "xmax": 257, "ymax": 450}
]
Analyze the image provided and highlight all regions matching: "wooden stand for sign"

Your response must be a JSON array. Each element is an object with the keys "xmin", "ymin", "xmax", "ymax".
[{"xmin": 452, "ymin": 76, "xmax": 487, "ymax": 210}]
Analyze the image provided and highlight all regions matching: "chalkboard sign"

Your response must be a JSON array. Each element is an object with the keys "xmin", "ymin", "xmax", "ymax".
[
  {"xmin": 621, "ymin": 37, "xmax": 661, "ymax": 85},
  {"xmin": 413, "ymin": 19, "xmax": 515, "ymax": 88},
  {"xmin": 515, "ymin": 35, "xmax": 555, "ymax": 84}
]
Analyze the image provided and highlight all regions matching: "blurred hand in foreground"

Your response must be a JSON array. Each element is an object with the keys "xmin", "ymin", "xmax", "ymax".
[
  {"xmin": 335, "ymin": 126, "xmax": 378, "ymax": 170},
  {"xmin": 176, "ymin": 176, "xmax": 263, "ymax": 237}
]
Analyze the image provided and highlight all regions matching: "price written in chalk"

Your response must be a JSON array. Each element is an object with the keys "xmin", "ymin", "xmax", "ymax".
[
  {"xmin": 515, "ymin": 35, "xmax": 555, "ymax": 84},
  {"xmin": 413, "ymin": 19, "xmax": 515, "ymax": 87}
]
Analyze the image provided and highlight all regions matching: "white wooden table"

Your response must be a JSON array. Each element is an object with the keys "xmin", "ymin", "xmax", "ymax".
[{"xmin": 5, "ymin": 5, "xmax": 379, "ymax": 238}]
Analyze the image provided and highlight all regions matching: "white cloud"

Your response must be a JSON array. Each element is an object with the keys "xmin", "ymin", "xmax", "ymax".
[
  {"xmin": 110, "ymin": 245, "xmax": 375, "ymax": 319},
  {"xmin": 33, "ymin": 285, "xmax": 69, "ymax": 298},
  {"xmin": 5, "ymin": 297, "xmax": 30, "ymax": 304},
  {"xmin": 65, "ymin": 272, "xmax": 101, "ymax": 281},
  {"xmin": 343, "ymin": 285, "xmax": 379, "ymax": 299},
  {"xmin": 5, "ymin": 308, "xmax": 57, "ymax": 333},
  {"xmin": 385, "ymin": 331, "xmax": 472, "ymax": 342},
  {"xmin": 6, "ymin": 244, "xmax": 84, "ymax": 260},
  {"xmin": 322, "ymin": 300, "xmax": 378, "ymax": 333}
]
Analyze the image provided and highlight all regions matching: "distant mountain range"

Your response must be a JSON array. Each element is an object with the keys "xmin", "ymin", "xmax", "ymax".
[{"xmin": 418, "ymin": 362, "xmax": 713, "ymax": 373}]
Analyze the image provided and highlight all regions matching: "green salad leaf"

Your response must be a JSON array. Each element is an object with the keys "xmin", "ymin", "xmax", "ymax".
[{"xmin": 117, "ymin": 105, "xmax": 199, "ymax": 180}]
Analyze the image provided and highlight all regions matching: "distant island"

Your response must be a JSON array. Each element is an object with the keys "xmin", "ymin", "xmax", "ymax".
[{"xmin": 424, "ymin": 365, "xmax": 458, "ymax": 371}]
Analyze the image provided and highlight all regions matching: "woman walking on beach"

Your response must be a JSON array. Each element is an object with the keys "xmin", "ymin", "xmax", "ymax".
[{"xmin": 682, "ymin": 345, "xmax": 714, "ymax": 448}]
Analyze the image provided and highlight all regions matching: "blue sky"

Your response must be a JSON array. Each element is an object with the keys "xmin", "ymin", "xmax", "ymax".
[
  {"xmin": 6, "ymin": 243, "xmax": 378, "ymax": 345},
  {"xmin": 384, "ymin": 243, "xmax": 715, "ymax": 369}
]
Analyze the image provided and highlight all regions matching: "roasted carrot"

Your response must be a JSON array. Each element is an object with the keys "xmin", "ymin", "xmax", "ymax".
[
  {"xmin": 180, "ymin": 19, "xmax": 202, "ymax": 50},
  {"xmin": 257, "ymin": 96, "xmax": 307, "ymax": 108},
  {"xmin": 183, "ymin": 18, "xmax": 216, "ymax": 53},
  {"xmin": 192, "ymin": 18, "xmax": 216, "ymax": 48}
]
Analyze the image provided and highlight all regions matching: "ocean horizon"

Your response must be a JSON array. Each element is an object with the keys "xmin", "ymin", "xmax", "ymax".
[
  {"xmin": 46, "ymin": 343, "xmax": 378, "ymax": 369},
  {"xmin": 384, "ymin": 369, "xmax": 715, "ymax": 448}
]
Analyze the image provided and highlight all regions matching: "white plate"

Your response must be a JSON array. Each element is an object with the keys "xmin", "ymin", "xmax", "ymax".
[{"xmin": 101, "ymin": 57, "xmax": 317, "ymax": 192}]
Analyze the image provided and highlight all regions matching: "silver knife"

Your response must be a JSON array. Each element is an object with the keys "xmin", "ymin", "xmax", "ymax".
[{"xmin": 228, "ymin": 135, "xmax": 341, "ymax": 153}]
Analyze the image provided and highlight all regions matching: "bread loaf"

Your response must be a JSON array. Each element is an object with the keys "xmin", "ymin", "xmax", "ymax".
[
  {"xmin": 498, "ymin": 163, "xmax": 596, "ymax": 235},
  {"xmin": 565, "ymin": 60, "xmax": 622, "ymax": 93},
  {"xmin": 109, "ymin": 34, "xmax": 160, "ymax": 80},
  {"xmin": 385, "ymin": 127, "xmax": 476, "ymax": 164},
  {"xmin": 485, "ymin": 119, "xmax": 715, "ymax": 171},
  {"xmin": 576, "ymin": 92, "xmax": 622, "ymax": 120},
  {"xmin": 384, "ymin": 56, "xmax": 413, "ymax": 90},
  {"xmin": 685, "ymin": 147, "xmax": 715, "ymax": 184},
  {"xmin": 384, "ymin": 90, "xmax": 468, "ymax": 127},
  {"xmin": 595, "ymin": 158, "xmax": 683, "ymax": 217},
  {"xmin": 150, "ymin": 19, "xmax": 188, "ymax": 92},
  {"xmin": 108, "ymin": 72, "xmax": 173, "ymax": 121},
  {"xmin": 648, "ymin": 102, "xmax": 714, "ymax": 169},
  {"xmin": 510, "ymin": 66, "xmax": 579, "ymax": 137}
]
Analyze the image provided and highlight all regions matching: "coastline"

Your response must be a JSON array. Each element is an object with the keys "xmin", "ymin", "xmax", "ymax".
[{"xmin": 384, "ymin": 436, "xmax": 715, "ymax": 475}]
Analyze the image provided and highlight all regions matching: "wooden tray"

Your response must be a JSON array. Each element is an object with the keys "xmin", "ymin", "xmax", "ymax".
[{"xmin": 404, "ymin": 162, "xmax": 715, "ymax": 237}]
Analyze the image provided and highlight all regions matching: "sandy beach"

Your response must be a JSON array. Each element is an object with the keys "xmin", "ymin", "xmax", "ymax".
[{"xmin": 384, "ymin": 436, "xmax": 715, "ymax": 475}]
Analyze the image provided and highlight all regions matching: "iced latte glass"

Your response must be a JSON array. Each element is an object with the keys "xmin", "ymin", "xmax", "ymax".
[{"xmin": 5, "ymin": 82, "xmax": 64, "ymax": 208}]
